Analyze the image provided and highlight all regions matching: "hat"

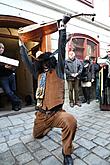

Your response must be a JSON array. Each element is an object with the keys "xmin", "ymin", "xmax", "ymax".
[
  {"xmin": 36, "ymin": 51, "xmax": 53, "ymax": 61},
  {"xmin": 36, "ymin": 51, "xmax": 43, "ymax": 59}
]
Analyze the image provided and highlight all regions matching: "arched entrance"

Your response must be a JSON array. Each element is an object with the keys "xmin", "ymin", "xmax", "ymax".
[{"xmin": 0, "ymin": 15, "xmax": 36, "ymax": 107}]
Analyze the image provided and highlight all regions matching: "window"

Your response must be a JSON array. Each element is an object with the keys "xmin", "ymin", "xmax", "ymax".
[
  {"xmin": 78, "ymin": 0, "xmax": 94, "ymax": 7},
  {"xmin": 72, "ymin": 38, "xmax": 85, "ymax": 60},
  {"xmin": 67, "ymin": 33, "xmax": 99, "ymax": 61},
  {"xmin": 87, "ymin": 40, "xmax": 97, "ymax": 57}
]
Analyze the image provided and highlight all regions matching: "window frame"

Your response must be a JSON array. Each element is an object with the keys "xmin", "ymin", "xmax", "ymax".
[
  {"xmin": 78, "ymin": 0, "xmax": 94, "ymax": 8},
  {"xmin": 67, "ymin": 33, "xmax": 99, "ymax": 61}
]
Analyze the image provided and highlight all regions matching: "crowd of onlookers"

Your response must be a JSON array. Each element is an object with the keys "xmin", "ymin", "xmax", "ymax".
[
  {"xmin": 0, "ymin": 41, "xmax": 101, "ymax": 110},
  {"xmin": 65, "ymin": 49, "xmax": 101, "ymax": 107}
]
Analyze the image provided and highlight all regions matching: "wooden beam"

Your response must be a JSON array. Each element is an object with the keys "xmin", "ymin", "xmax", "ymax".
[
  {"xmin": 0, "ymin": 15, "xmax": 35, "ymax": 28},
  {"xmin": 0, "ymin": 33, "xmax": 18, "ymax": 39}
]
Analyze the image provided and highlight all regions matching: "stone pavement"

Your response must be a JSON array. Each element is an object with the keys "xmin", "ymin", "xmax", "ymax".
[{"xmin": 0, "ymin": 100, "xmax": 110, "ymax": 165}]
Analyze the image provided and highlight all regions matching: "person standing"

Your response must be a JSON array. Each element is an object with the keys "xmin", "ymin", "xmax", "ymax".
[
  {"xmin": 0, "ymin": 43, "xmax": 22, "ymax": 111},
  {"xmin": 65, "ymin": 50, "xmax": 83, "ymax": 107},
  {"xmin": 19, "ymin": 15, "xmax": 77, "ymax": 165},
  {"xmin": 93, "ymin": 58, "xmax": 101, "ymax": 102},
  {"xmin": 81, "ymin": 56, "xmax": 95, "ymax": 104}
]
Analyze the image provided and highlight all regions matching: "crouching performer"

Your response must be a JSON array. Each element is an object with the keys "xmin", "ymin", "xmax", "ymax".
[{"xmin": 19, "ymin": 15, "xmax": 77, "ymax": 165}]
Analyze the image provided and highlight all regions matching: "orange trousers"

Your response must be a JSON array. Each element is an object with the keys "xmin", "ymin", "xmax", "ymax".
[{"xmin": 33, "ymin": 109, "xmax": 77, "ymax": 155}]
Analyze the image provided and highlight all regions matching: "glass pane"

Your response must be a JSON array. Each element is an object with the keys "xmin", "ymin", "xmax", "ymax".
[
  {"xmin": 75, "ymin": 49, "xmax": 84, "ymax": 61},
  {"xmin": 87, "ymin": 40, "xmax": 96, "ymax": 57},
  {"xmin": 72, "ymin": 38, "xmax": 85, "ymax": 60},
  {"xmin": 72, "ymin": 38, "xmax": 84, "ymax": 48}
]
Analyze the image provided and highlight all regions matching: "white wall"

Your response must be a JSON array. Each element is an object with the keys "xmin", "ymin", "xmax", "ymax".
[
  {"xmin": 43, "ymin": 0, "xmax": 110, "ymax": 25},
  {"xmin": 0, "ymin": 0, "xmax": 110, "ymax": 57}
]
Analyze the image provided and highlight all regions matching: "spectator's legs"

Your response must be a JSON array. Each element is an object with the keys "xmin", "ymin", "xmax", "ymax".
[
  {"xmin": 86, "ymin": 87, "xmax": 91, "ymax": 104},
  {"xmin": 67, "ymin": 80, "xmax": 74, "ymax": 107},
  {"xmin": 82, "ymin": 87, "xmax": 87, "ymax": 102},
  {"xmin": 9, "ymin": 73, "xmax": 16, "ymax": 91},
  {"xmin": 96, "ymin": 77, "xmax": 100, "ymax": 101},
  {"xmin": 1, "ymin": 75, "xmax": 22, "ymax": 110},
  {"xmin": 74, "ymin": 79, "xmax": 81, "ymax": 106}
]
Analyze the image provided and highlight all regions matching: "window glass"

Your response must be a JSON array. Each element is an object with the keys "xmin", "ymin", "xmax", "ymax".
[
  {"xmin": 72, "ymin": 38, "xmax": 84, "ymax": 60},
  {"xmin": 73, "ymin": 38, "xmax": 84, "ymax": 47},
  {"xmin": 87, "ymin": 40, "xmax": 96, "ymax": 57},
  {"xmin": 67, "ymin": 33, "xmax": 99, "ymax": 61}
]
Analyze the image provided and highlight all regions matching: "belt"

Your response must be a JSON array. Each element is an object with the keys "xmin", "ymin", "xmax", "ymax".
[{"xmin": 35, "ymin": 104, "xmax": 63, "ymax": 115}]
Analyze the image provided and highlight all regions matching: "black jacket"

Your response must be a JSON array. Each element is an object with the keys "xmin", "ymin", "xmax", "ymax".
[
  {"xmin": 65, "ymin": 58, "xmax": 83, "ymax": 80},
  {"xmin": 81, "ymin": 60, "xmax": 94, "ymax": 82},
  {"xmin": 93, "ymin": 63, "xmax": 101, "ymax": 79}
]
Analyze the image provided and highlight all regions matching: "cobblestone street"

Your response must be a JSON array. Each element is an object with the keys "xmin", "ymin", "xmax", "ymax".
[{"xmin": 0, "ymin": 100, "xmax": 110, "ymax": 165}]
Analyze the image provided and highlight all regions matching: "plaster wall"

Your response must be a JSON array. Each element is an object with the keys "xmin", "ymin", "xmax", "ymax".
[{"xmin": 0, "ymin": 0, "xmax": 110, "ymax": 56}]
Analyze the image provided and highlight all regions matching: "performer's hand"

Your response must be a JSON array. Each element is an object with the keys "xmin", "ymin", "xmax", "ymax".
[{"xmin": 62, "ymin": 13, "xmax": 71, "ymax": 24}]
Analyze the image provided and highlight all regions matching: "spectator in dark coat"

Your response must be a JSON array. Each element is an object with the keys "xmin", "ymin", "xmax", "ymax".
[
  {"xmin": 93, "ymin": 58, "xmax": 101, "ymax": 102},
  {"xmin": 81, "ymin": 56, "xmax": 95, "ymax": 104}
]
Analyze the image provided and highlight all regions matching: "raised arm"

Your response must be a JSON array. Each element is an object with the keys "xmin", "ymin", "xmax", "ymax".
[
  {"xmin": 56, "ymin": 15, "xmax": 71, "ymax": 79},
  {"xmin": 19, "ymin": 41, "xmax": 37, "ymax": 79},
  {"xmin": 56, "ymin": 28, "xmax": 66, "ymax": 79}
]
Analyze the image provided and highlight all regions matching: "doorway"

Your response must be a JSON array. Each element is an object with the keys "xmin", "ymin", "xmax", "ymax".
[{"xmin": 0, "ymin": 15, "xmax": 36, "ymax": 107}]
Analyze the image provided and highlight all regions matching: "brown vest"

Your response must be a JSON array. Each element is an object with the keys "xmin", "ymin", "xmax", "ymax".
[{"xmin": 38, "ymin": 69, "xmax": 64, "ymax": 110}]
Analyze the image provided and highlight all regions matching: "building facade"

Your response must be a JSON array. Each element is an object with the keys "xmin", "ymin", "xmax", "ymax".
[{"xmin": 0, "ymin": 0, "xmax": 110, "ymax": 103}]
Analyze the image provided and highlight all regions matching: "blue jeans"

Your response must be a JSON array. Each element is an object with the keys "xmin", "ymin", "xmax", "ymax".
[
  {"xmin": 0, "ymin": 73, "xmax": 20, "ymax": 104},
  {"xmin": 95, "ymin": 77, "xmax": 100, "ymax": 100}
]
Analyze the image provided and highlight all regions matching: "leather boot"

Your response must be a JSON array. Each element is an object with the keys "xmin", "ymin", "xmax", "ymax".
[
  {"xmin": 87, "ymin": 100, "xmax": 90, "ymax": 104},
  {"xmin": 62, "ymin": 150, "xmax": 73, "ymax": 165},
  {"xmin": 12, "ymin": 100, "xmax": 22, "ymax": 111},
  {"xmin": 75, "ymin": 102, "xmax": 82, "ymax": 107},
  {"xmin": 69, "ymin": 102, "xmax": 74, "ymax": 108},
  {"xmin": 82, "ymin": 99, "xmax": 87, "ymax": 103}
]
